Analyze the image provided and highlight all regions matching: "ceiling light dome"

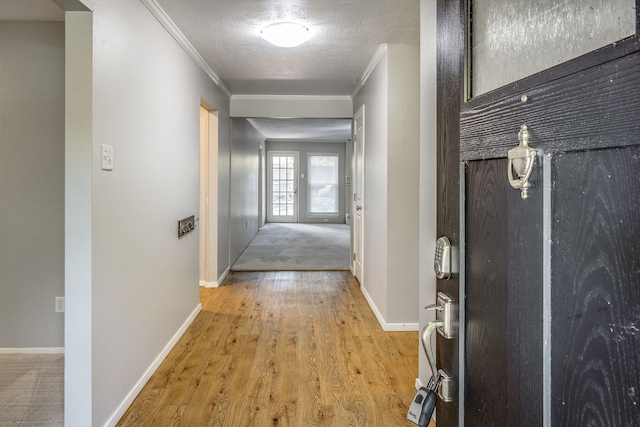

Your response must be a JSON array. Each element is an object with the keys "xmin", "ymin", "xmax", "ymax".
[{"xmin": 261, "ymin": 22, "xmax": 312, "ymax": 48}]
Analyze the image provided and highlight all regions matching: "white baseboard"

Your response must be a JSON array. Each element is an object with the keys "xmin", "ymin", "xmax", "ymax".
[
  {"xmin": 0, "ymin": 347, "xmax": 65, "ymax": 354},
  {"xmin": 218, "ymin": 266, "xmax": 230, "ymax": 285},
  {"xmin": 200, "ymin": 280, "xmax": 220, "ymax": 288},
  {"xmin": 385, "ymin": 322, "xmax": 419, "ymax": 332},
  {"xmin": 104, "ymin": 303, "xmax": 202, "ymax": 427},
  {"xmin": 359, "ymin": 284, "xmax": 419, "ymax": 332}
]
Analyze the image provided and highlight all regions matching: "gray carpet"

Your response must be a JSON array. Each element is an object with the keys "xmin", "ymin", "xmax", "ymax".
[
  {"xmin": 232, "ymin": 223, "xmax": 350, "ymax": 271},
  {"xmin": 0, "ymin": 354, "xmax": 64, "ymax": 426}
]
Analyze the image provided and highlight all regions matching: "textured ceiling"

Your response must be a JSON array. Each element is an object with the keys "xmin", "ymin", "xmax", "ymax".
[
  {"xmin": 154, "ymin": 0, "xmax": 420, "ymax": 96},
  {"xmin": 3, "ymin": 0, "xmax": 419, "ymax": 141},
  {"xmin": 249, "ymin": 118, "xmax": 352, "ymax": 142}
]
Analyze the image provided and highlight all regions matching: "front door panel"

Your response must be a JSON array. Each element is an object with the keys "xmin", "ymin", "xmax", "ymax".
[
  {"xmin": 550, "ymin": 147, "xmax": 640, "ymax": 426},
  {"xmin": 465, "ymin": 158, "xmax": 543, "ymax": 426},
  {"xmin": 436, "ymin": 1, "xmax": 640, "ymax": 426}
]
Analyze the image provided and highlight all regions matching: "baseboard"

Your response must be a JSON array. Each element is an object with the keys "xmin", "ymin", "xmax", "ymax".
[
  {"xmin": 359, "ymin": 283, "xmax": 388, "ymax": 330},
  {"xmin": 0, "ymin": 347, "xmax": 64, "ymax": 354},
  {"xmin": 200, "ymin": 280, "xmax": 220, "ymax": 288},
  {"xmin": 385, "ymin": 322, "xmax": 419, "ymax": 332},
  {"xmin": 218, "ymin": 266, "xmax": 230, "ymax": 285},
  {"xmin": 104, "ymin": 303, "xmax": 202, "ymax": 427},
  {"xmin": 359, "ymin": 284, "xmax": 419, "ymax": 332}
]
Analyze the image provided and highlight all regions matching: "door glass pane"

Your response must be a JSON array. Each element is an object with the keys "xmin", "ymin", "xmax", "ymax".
[
  {"xmin": 270, "ymin": 154, "xmax": 296, "ymax": 220},
  {"xmin": 471, "ymin": 0, "xmax": 636, "ymax": 96}
]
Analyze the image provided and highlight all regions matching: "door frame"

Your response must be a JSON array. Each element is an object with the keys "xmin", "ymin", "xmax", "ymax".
[
  {"xmin": 199, "ymin": 102, "xmax": 218, "ymax": 288},
  {"xmin": 266, "ymin": 151, "xmax": 299, "ymax": 223},
  {"xmin": 351, "ymin": 105, "xmax": 365, "ymax": 283}
]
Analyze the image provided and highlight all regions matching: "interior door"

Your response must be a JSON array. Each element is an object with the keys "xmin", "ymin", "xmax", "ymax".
[
  {"xmin": 436, "ymin": 1, "xmax": 640, "ymax": 426},
  {"xmin": 352, "ymin": 106, "xmax": 365, "ymax": 283},
  {"xmin": 267, "ymin": 151, "xmax": 299, "ymax": 223}
]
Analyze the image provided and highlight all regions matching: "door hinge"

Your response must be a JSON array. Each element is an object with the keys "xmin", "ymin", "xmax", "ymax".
[{"xmin": 353, "ymin": 253, "xmax": 356, "ymax": 261}]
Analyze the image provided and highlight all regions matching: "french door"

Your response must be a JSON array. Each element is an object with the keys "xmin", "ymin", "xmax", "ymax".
[
  {"xmin": 436, "ymin": 1, "xmax": 640, "ymax": 426},
  {"xmin": 267, "ymin": 151, "xmax": 299, "ymax": 223}
]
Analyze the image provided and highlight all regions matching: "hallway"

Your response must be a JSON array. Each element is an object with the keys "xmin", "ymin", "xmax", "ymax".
[{"xmin": 117, "ymin": 271, "xmax": 418, "ymax": 426}]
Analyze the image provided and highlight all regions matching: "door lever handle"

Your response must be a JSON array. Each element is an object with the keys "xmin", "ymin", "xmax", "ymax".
[{"xmin": 421, "ymin": 320, "xmax": 443, "ymax": 379}]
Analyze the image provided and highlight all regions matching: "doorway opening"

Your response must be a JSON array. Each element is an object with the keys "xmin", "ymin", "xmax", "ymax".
[{"xmin": 199, "ymin": 102, "xmax": 219, "ymax": 288}]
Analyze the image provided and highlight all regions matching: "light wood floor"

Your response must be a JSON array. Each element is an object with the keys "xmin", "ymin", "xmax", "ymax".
[{"xmin": 117, "ymin": 271, "xmax": 427, "ymax": 427}]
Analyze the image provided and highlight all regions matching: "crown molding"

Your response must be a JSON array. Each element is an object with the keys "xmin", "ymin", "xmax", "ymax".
[
  {"xmin": 351, "ymin": 44, "xmax": 388, "ymax": 99},
  {"xmin": 246, "ymin": 118, "xmax": 267, "ymax": 139},
  {"xmin": 140, "ymin": 0, "xmax": 232, "ymax": 98}
]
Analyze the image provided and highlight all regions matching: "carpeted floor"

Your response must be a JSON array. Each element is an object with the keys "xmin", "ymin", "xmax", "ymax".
[
  {"xmin": 232, "ymin": 223, "xmax": 350, "ymax": 271},
  {"xmin": 0, "ymin": 354, "xmax": 64, "ymax": 426}
]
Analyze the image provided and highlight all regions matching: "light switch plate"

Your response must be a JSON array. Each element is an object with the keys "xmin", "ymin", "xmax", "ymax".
[{"xmin": 101, "ymin": 144, "xmax": 114, "ymax": 171}]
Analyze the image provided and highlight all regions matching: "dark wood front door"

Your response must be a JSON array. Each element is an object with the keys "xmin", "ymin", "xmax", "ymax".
[{"xmin": 436, "ymin": 1, "xmax": 640, "ymax": 426}]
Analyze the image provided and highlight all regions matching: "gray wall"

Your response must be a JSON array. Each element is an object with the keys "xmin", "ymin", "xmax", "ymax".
[
  {"xmin": 218, "ymin": 116, "xmax": 231, "ymax": 279},
  {"xmin": 353, "ymin": 52, "xmax": 390, "ymax": 322},
  {"xmin": 386, "ymin": 44, "xmax": 420, "ymax": 324},
  {"xmin": 61, "ymin": 1, "xmax": 232, "ymax": 424},
  {"xmin": 0, "ymin": 21, "xmax": 65, "ymax": 348},
  {"xmin": 352, "ymin": 44, "xmax": 420, "ymax": 328},
  {"xmin": 266, "ymin": 141, "xmax": 347, "ymax": 224},
  {"xmin": 229, "ymin": 118, "xmax": 264, "ymax": 264}
]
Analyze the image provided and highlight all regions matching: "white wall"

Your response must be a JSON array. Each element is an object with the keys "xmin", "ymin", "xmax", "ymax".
[
  {"xmin": 0, "ymin": 21, "xmax": 65, "ymax": 349},
  {"xmin": 63, "ymin": 1, "xmax": 231, "ymax": 425},
  {"xmin": 352, "ymin": 44, "xmax": 420, "ymax": 330},
  {"xmin": 229, "ymin": 118, "xmax": 263, "ymax": 264},
  {"xmin": 231, "ymin": 95, "xmax": 353, "ymax": 118},
  {"xmin": 418, "ymin": 0, "xmax": 439, "ymax": 385}
]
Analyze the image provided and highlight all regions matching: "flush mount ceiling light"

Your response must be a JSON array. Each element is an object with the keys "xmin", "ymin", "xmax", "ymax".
[{"xmin": 260, "ymin": 22, "xmax": 312, "ymax": 48}]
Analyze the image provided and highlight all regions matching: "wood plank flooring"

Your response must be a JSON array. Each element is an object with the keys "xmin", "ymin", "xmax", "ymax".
[{"xmin": 117, "ymin": 271, "xmax": 423, "ymax": 427}]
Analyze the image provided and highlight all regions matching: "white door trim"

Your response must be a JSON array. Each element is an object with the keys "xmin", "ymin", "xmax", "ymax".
[{"xmin": 352, "ymin": 105, "xmax": 365, "ymax": 284}]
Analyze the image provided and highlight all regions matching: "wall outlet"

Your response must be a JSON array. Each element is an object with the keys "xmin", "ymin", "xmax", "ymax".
[
  {"xmin": 55, "ymin": 297, "xmax": 65, "ymax": 313},
  {"xmin": 100, "ymin": 144, "xmax": 114, "ymax": 171}
]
